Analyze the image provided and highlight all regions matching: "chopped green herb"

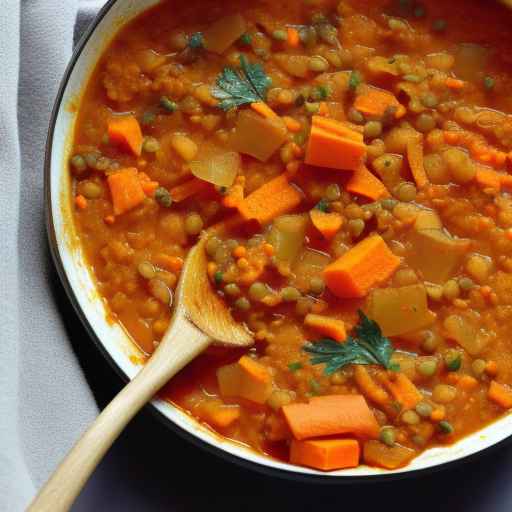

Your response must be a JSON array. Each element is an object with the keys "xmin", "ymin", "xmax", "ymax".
[
  {"xmin": 239, "ymin": 33, "xmax": 252, "ymax": 46},
  {"xmin": 160, "ymin": 96, "xmax": 178, "ymax": 113},
  {"xmin": 288, "ymin": 362, "xmax": 303, "ymax": 372},
  {"xmin": 155, "ymin": 187, "xmax": 172, "ymax": 208},
  {"xmin": 214, "ymin": 271, "xmax": 224, "ymax": 286},
  {"xmin": 484, "ymin": 76, "xmax": 495, "ymax": 91},
  {"xmin": 304, "ymin": 101, "xmax": 320, "ymax": 114},
  {"xmin": 309, "ymin": 378, "xmax": 321, "ymax": 395},
  {"xmin": 438, "ymin": 420, "xmax": 454, "ymax": 435},
  {"xmin": 444, "ymin": 350, "xmax": 461, "ymax": 372},
  {"xmin": 313, "ymin": 84, "xmax": 330, "ymax": 101},
  {"xmin": 315, "ymin": 199, "xmax": 330, "ymax": 212},
  {"xmin": 304, "ymin": 310, "xmax": 397, "ymax": 375},
  {"xmin": 432, "ymin": 19, "xmax": 447, "ymax": 32},
  {"xmin": 188, "ymin": 32, "xmax": 204, "ymax": 49},
  {"xmin": 211, "ymin": 55, "xmax": 272, "ymax": 111},
  {"xmin": 348, "ymin": 70, "xmax": 362, "ymax": 92}
]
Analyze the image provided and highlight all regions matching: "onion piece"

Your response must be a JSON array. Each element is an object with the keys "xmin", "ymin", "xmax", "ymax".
[{"xmin": 189, "ymin": 151, "xmax": 241, "ymax": 187}]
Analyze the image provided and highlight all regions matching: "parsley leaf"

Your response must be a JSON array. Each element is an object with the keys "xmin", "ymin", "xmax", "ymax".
[
  {"xmin": 211, "ymin": 55, "xmax": 272, "ymax": 111},
  {"xmin": 188, "ymin": 32, "xmax": 204, "ymax": 49},
  {"xmin": 303, "ymin": 310, "xmax": 397, "ymax": 375}
]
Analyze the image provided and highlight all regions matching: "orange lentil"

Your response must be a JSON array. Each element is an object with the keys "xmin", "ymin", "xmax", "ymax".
[
  {"xmin": 485, "ymin": 360, "xmax": 498, "ymax": 376},
  {"xmin": 480, "ymin": 285, "xmax": 492, "ymax": 298},
  {"xmin": 458, "ymin": 375, "xmax": 479, "ymax": 391},
  {"xmin": 444, "ymin": 131, "xmax": 460, "ymax": 144},
  {"xmin": 104, "ymin": 215, "xmax": 115, "ymax": 225},
  {"xmin": 282, "ymin": 116, "xmax": 302, "ymax": 132},
  {"xmin": 431, "ymin": 408, "xmax": 446, "ymax": 422},
  {"xmin": 446, "ymin": 373, "xmax": 461, "ymax": 385},
  {"xmin": 237, "ymin": 257, "xmax": 250, "ymax": 269},
  {"xmin": 207, "ymin": 262, "xmax": 218, "ymax": 278},
  {"xmin": 233, "ymin": 245, "xmax": 247, "ymax": 258},
  {"xmin": 287, "ymin": 27, "xmax": 300, "ymax": 47},
  {"xmin": 285, "ymin": 160, "xmax": 300, "ymax": 176},
  {"xmin": 446, "ymin": 77, "xmax": 465, "ymax": 89},
  {"xmin": 75, "ymin": 194, "xmax": 87, "ymax": 209},
  {"xmin": 263, "ymin": 243, "xmax": 275, "ymax": 256}
]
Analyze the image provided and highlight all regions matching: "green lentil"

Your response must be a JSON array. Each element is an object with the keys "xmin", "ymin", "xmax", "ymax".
[
  {"xmin": 143, "ymin": 136, "xmax": 160, "ymax": 153},
  {"xmin": 347, "ymin": 107, "xmax": 365, "ymax": 124},
  {"xmin": 414, "ymin": 5, "xmax": 426, "ymax": 17},
  {"xmin": 206, "ymin": 236, "xmax": 221, "ymax": 256},
  {"xmin": 308, "ymin": 55, "xmax": 329, "ymax": 72},
  {"xmin": 249, "ymin": 282, "xmax": 269, "ymax": 301},
  {"xmin": 364, "ymin": 120, "xmax": 383, "ymax": 140},
  {"xmin": 84, "ymin": 152, "xmax": 99, "ymax": 169},
  {"xmin": 381, "ymin": 198, "xmax": 398, "ymax": 211},
  {"xmin": 311, "ymin": 85, "xmax": 330, "ymax": 101},
  {"xmin": 459, "ymin": 277, "xmax": 475, "ymax": 291},
  {"xmin": 272, "ymin": 29, "xmax": 288, "ymax": 41},
  {"xmin": 418, "ymin": 357, "xmax": 438, "ymax": 377},
  {"xmin": 70, "ymin": 154, "xmax": 87, "ymax": 174},
  {"xmin": 347, "ymin": 218, "xmax": 365, "ymax": 237},
  {"xmin": 402, "ymin": 410, "xmax": 420, "ymax": 425},
  {"xmin": 420, "ymin": 92, "xmax": 439, "ymax": 108},
  {"xmin": 309, "ymin": 378, "xmax": 321, "ymax": 395},
  {"xmin": 214, "ymin": 271, "xmax": 223, "ymax": 286},
  {"xmin": 472, "ymin": 359, "xmax": 487, "ymax": 376},
  {"xmin": 224, "ymin": 283, "xmax": 241, "ymax": 297},
  {"xmin": 394, "ymin": 182, "xmax": 417, "ymax": 202},
  {"xmin": 348, "ymin": 70, "xmax": 362, "ymax": 92},
  {"xmin": 184, "ymin": 212, "xmax": 204, "ymax": 235},
  {"xmin": 305, "ymin": 102, "xmax": 320, "ymax": 114},
  {"xmin": 235, "ymin": 297, "xmax": 251, "ymax": 311},
  {"xmin": 81, "ymin": 181, "xmax": 102, "ymax": 199},
  {"xmin": 160, "ymin": 95, "xmax": 178, "ymax": 112},
  {"xmin": 443, "ymin": 279, "xmax": 461, "ymax": 301},
  {"xmin": 444, "ymin": 349, "xmax": 462, "ymax": 371},
  {"xmin": 379, "ymin": 426, "xmax": 396, "ymax": 447},
  {"xmin": 154, "ymin": 187, "xmax": 172, "ymax": 208},
  {"xmin": 422, "ymin": 331, "xmax": 442, "ymax": 353},
  {"xmin": 325, "ymin": 183, "xmax": 341, "ymax": 201},
  {"xmin": 141, "ymin": 111, "xmax": 156, "ymax": 125},
  {"xmin": 438, "ymin": 420, "xmax": 454, "ymax": 434},
  {"xmin": 415, "ymin": 401, "xmax": 433, "ymax": 418},
  {"xmin": 309, "ymin": 277, "xmax": 325, "ymax": 295},
  {"xmin": 317, "ymin": 23, "xmax": 338, "ymax": 45},
  {"xmin": 416, "ymin": 113, "xmax": 436, "ymax": 133},
  {"xmin": 281, "ymin": 286, "xmax": 301, "ymax": 302}
]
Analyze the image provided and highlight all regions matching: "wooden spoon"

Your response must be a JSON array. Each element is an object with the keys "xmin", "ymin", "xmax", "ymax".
[{"xmin": 29, "ymin": 234, "xmax": 253, "ymax": 511}]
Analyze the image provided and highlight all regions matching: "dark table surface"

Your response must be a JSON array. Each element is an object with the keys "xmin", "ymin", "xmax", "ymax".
[{"xmin": 50, "ymin": 268, "xmax": 512, "ymax": 512}]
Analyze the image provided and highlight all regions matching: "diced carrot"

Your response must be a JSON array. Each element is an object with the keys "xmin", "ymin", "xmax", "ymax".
[
  {"xmin": 354, "ymin": 87, "xmax": 401, "ymax": 118},
  {"xmin": 457, "ymin": 375, "xmax": 479, "ymax": 391},
  {"xmin": 305, "ymin": 124, "xmax": 366, "ymax": 171},
  {"xmin": 290, "ymin": 438, "xmax": 360, "ymax": 471},
  {"xmin": 287, "ymin": 27, "xmax": 300, "ymax": 47},
  {"xmin": 238, "ymin": 355, "xmax": 271, "ymax": 384},
  {"xmin": 310, "ymin": 209, "xmax": 344, "ymax": 239},
  {"xmin": 169, "ymin": 177, "xmax": 210, "ymax": 202},
  {"xmin": 304, "ymin": 314, "xmax": 347, "ymax": 341},
  {"xmin": 318, "ymin": 102, "xmax": 329, "ymax": 116},
  {"xmin": 323, "ymin": 234, "xmax": 400, "ymax": 298},
  {"xmin": 154, "ymin": 254, "xmax": 184, "ymax": 273},
  {"xmin": 488, "ymin": 380, "xmax": 512, "ymax": 408},
  {"xmin": 107, "ymin": 167, "xmax": 146, "ymax": 215},
  {"xmin": 346, "ymin": 165, "xmax": 390, "ymax": 200},
  {"xmin": 251, "ymin": 101, "xmax": 279, "ymax": 119},
  {"xmin": 446, "ymin": 77, "xmax": 465, "ymax": 90},
  {"xmin": 379, "ymin": 373, "xmax": 422, "ymax": 409},
  {"xmin": 222, "ymin": 175, "xmax": 245, "ymax": 208},
  {"xmin": 282, "ymin": 394, "xmax": 379, "ymax": 441},
  {"xmin": 353, "ymin": 365, "xmax": 390, "ymax": 407},
  {"xmin": 430, "ymin": 407, "xmax": 445, "ymax": 422},
  {"xmin": 140, "ymin": 180, "xmax": 160, "ymax": 196},
  {"xmin": 75, "ymin": 194, "xmax": 87, "ymax": 210},
  {"xmin": 311, "ymin": 115, "xmax": 363, "ymax": 142},
  {"xmin": 407, "ymin": 137, "xmax": 429, "ymax": 189},
  {"xmin": 282, "ymin": 116, "xmax": 302, "ymax": 132},
  {"xmin": 238, "ymin": 174, "xmax": 302, "ymax": 225},
  {"xmin": 107, "ymin": 115, "xmax": 143, "ymax": 156},
  {"xmin": 501, "ymin": 175, "xmax": 512, "ymax": 191},
  {"xmin": 444, "ymin": 130, "xmax": 460, "ymax": 144},
  {"xmin": 475, "ymin": 168, "xmax": 502, "ymax": 191}
]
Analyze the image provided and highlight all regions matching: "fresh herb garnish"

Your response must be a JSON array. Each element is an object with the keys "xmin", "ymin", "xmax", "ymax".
[
  {"xmin": 211, "ymin": 55, "xmax": 272, "ymax": 111},
  {"xmin": 303, "ymin": 310, "xmax": 397, "ymax": 375},
  {"xmin": 348, "ymin": 70, "xmax": 362, "ymax": 92},
  {"xmin": 288, "ymin": 362, "xmax": 303, "ymax": 372},
  {"xmin": 315, "ymin": 199, "xmax": 330, "ymax": 212},
  {"xmin": 188, "ymin": 32, "xmax": 204, "ymax": 49},
  {"xmin": 214, "ymin": 271, "xmax": 224, "ymax": 286}
]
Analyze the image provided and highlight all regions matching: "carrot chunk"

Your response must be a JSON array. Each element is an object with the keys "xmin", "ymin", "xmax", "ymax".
[
  {"xmin": 475, "ymin": 168, "xmax": 504, "ymax": 191},
  {"xmin": 169, "ymin": 177, "xmax": 210, "ymax": 202},
  {"xmin": 407, "ymin": 137, "xmax": 429, "ymax": 189},
  {"xmin": 290, "ymin": 438, "xmax": 360, "ymax": 471},
  {"xmin": 305, "ymin": 116, "xmax": 366, "ymax": 171},
  {"xmin": 304, "ymin": 314, "xmax": 347, "ymax": 341},
  {"xmin": 346, "ymin": 165, "xmax": 390, "ymax": 201},
  {"xmin": 310, "ymin": 209, "xmax": 344, "ymax": 239},
  {"xmin": 107, "ymin": 167, "xmax": 145, "ymax": 215},
  {"xmin": 282, "ymin": 394, "xmax": 379, "ymax": 441},
  {"xmin": 238, "ymin": 174, "xmax": 302, "ymax": 225},
  {"xmin": 353, "ymin": 365, "xmax": 390, "ymax": 407},
  {"xmin": 323, "ymin": 234, "xmax": 400, "ymax": 298},
  {"xmin": 107, "ymin": 115, "xmax": 143, "ymax": 156},
  {"xmin": 75, "ymin": 194, "xmax": 87, "ymax": 210},
  {"xmin": 287, "ymin": 27, "xmax": 300, "ymax": 47},
  {"xmin": 354, "ymin": 87, "xmax": 401, "ymax": 118},
  {"xmin": 488, "ymin": 380, "xmax": 512, "ymax": 408},
  {"xmin": 379, "ymin": 373, "xmax": 422, "ymax": 409},
  {"xmin": 251, "ymin": 101, "xmax": 278, "ymax": 119},
  {"xmin": 222, "ymin": 175, "xmax": 245, "ymax": 208}
]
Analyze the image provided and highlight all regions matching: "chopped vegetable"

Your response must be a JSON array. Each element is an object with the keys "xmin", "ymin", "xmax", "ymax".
[
  {"xmin": 346, "ymin": 165, "xmax": 390, "ymax": 200},
  {"xmin": 222, "ymin": 175, "xmax": 245, "ymax": 208},
  {"xmin": 203, "ymin": 14, "xmax": 247, "ymax": 54},
  {"xmin": 379, "ymin": 372, "xmax": 423, "ymax": 409},
  {"xmin": 348, "ymin": 70, "xmax": 362, "ymax": 91},
  {"xmin": 488, "ymin": 380, "xmax": 512, "ymax": 408},
  {"xmin": 212, "ymin": 55, "xmax": 271, "ymax": 111},
  {"xmin": 160, "ymin": 96, "xmax": 178, "ymax": 112},
  {"xmin": 310, "ymin": 209, "xmax": 343, "ymax": 240},
  {"xmin": 237, "ymin": 174, "xmax": 302, "ymax": 225},
  {"xmin": 287, "ymin": 27, "xmax": 300, "ymax": 47},
  {"xmin": 169, "ymin": 178, "xmax": 210, "ymax": 202},
  {"xmin": 407, "ymin": 137, "xmax": 429, "ymax": 188},
  {"xmin": 354, "ymin": 86, "xmax": 401, "ymax": 118},
  {"xmin": 304, "ymin": 314, "xmax": 347, "ymax": 342},
  {"xmin": 107, "ymin": 115, "xmax": 143, "ymax": 156},
  {"xmin": 323, "ymin": 234, "xmax": 400, "ymax": 298},
  {"xmin": 202, "ymin": 401, "xmax": 240, "ymax": 428},
  {"xmin": 304, "ymin": 311, "xmax": 396, "ymax": 374},
  {"xmin": 282, "ymin": 394, "xmax": 379, "ymax": 440},
  {"xmin": 354, "ymin": 365, "xmax": 390, "ymax": 407},
  {"xmin": 267, "ymin": 214, "xmax": 308, "ymax": 262},
  {"xmin": 107, "ymin": 168, "xmax": 145, "ymax": 215},
  {"xmin": 363, "ymin": 440, "xmax": 415, "ymax": 469},
  {"xmin": 305, "ymin": 116, "xmax": 366, "ymax": 171},
  {"xmin": 189, "ymin": 151, "xmax": 240, "ymax": 187},
  {"xmin": 290, "ymin": 438, "xmax": 360, "ymax": 471},
  {"xmin": 366, "ymin": 284, "xmax": 434, "ymax": 337},
  {"xmin": 170, "ymin": 133, "xmax": 198, "ymax": 161},
  {"xmin": 231, "ymin": 109, "xmax": 288, "ymax": 161},
  {"xmin": 250, "ymin": 101, "xmax": 278, "ymax": 119}
]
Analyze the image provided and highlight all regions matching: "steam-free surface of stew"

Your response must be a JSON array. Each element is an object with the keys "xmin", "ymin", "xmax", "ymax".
[{"xmin": 71, "ymin": 0, "xmax": 512, "ymax": 471}]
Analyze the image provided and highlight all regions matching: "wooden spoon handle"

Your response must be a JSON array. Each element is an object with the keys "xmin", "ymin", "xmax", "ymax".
[{"xmin": 28, "ymin": 315, "xmax": 210, "ymax": 512}]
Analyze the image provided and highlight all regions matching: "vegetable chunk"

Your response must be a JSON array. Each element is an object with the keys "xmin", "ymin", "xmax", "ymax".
[
  {"xmin": 282, "ymin": 394, "xmax": 379, "ymax": 440},
  {"xmin": 290, "ymin": 438, "xmax": 360, "ymax": 471},
  {"xmin": 203, "ymin": 14, "xmax": 247, "ymax": 54},
  {"xmin": 346, "ymin": 165, "xmax": 390, "ymax": 200},
  {"xmin": 107, "ymin": 168, "xmax": 145, "ymax": 215},
  {"xmin": 323, "ymin": 235, "xmax": 400, "ymax": 298},
  {"xmin": 363, "ymin": 440, "xmax": 415, "ymax": 469},
  {"xmin": 107, "ymin": 115, "xmax": 143, "ymax": 156},
  {"xmin": 304, "ymin": 314, "xmax": 347, "ymax": 341}
]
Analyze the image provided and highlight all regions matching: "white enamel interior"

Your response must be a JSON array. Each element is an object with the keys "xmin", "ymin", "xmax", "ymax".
[{"xmin": 49, "ymin": 0, "xmax": 512, "ymax": 479}]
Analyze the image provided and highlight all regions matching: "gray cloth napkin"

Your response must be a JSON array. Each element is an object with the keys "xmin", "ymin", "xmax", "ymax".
[{"xmin": 0, "ymin": 1, "xmax": 103, "ymax": 510}]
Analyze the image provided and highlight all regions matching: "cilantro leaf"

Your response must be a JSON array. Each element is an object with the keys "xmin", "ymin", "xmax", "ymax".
[
  {"xmin": 188, "ymin": 32, "xmax": 204, "ymax": 49},
  {"xmin": 211, "ymin": 55, "xmax": 272, "ymax": 111},
  {"xmin": 303, "ymin": 310, "xmax": 396, "ymax": 375}
]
